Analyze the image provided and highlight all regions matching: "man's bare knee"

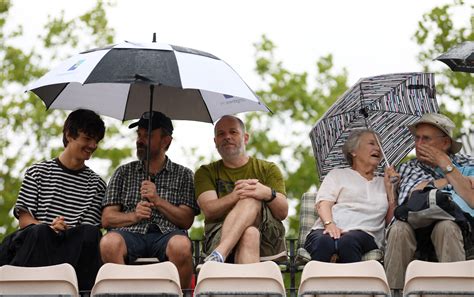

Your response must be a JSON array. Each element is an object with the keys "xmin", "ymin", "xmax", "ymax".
[
  {"xmin": 238, "ymin": 226, "xmax": 260, "ymax": 250},
  {"xmin": 167, "ymin": 235, "xmax": 192, "ymax": 262},
  {"xmin": 100, "ymin": 232, "xmax": 126, "ymax": 262},
  {"xmin": 232, "ymin": 198, "xmax": 261, "ymax": 216}
]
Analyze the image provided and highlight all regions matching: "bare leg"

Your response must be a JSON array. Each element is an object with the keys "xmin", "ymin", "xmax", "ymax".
[
  {"xmin": 166, "ymin": 235, "xmax": 193, "ymax": 290},
  {"xmin": 214, "ymin": 198, "xmax": 262, "ymax": 259},
  {"xmin": 234, "ymin": 226, "xmax": 260, "ymax": 263},
  {"xmin": 100, "ymin": 232, "xmax": 127, "ymax": 264}
]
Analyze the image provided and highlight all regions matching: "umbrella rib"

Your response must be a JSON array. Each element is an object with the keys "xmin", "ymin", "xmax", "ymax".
[
  {"xmin": 198, "ymin": 90, "xmax": 216, "ymax": 122},
  {"xmin": 121, "ymin": 85, "xmax": 134, "ymax": 121}
]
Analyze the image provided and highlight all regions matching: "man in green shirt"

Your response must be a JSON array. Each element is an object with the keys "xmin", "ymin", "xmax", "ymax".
[{"xmin": 195, "ymin": 115, "xmax": 288, "ymax": 263}]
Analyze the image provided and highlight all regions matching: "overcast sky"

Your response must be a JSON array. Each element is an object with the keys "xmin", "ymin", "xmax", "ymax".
[{"xmin": 9, "ymin": 0, "xmax": 460, "ymax": 172}]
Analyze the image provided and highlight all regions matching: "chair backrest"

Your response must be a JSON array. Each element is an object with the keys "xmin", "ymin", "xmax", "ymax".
[
  {"xmin": 404, "ymin": 260, "xmax": 474, "ymax": 296},
  {"xmin": 298, "ymin": 260, "xmax": 390, "ymax": 297},
  {"xmin": 0, "ymin": 263, "xmax": 79, "ymax": 296},
  {"xmin": 298, "ymin": 192, "xmax": 318, "ymax": 250},
  {"xmin": 195, "ymin": 261, "xmax": 286, "ymax": 297},
  {"xmin": 91, "ymin": 262, "xmax": 182, "ymax": 297}
]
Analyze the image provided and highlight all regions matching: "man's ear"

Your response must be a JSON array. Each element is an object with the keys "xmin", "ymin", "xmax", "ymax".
[
  {"xmin": 244, "ymin": 132, "xmax": 249, "ymax": 145},
  {"xmin": 163, "ymin": 135, "xmax": 172, "ymax": 147},
  {"xmin": 442, "ymin": 137, "xmax": 452, "ymax": 153},
  {"xmin": 65, "ymin": 132, "xmax": 73, "ymax": 145}
]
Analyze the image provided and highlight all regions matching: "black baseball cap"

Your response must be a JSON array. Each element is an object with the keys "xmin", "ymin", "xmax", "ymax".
[{"xmin": 128, "ymin": 111, "xmax": 173, "ymax": 135}]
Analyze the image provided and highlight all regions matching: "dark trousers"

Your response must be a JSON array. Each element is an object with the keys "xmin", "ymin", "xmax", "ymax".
[
  {"xmin": 0, "ymin": 224, "xmax": 102, "ymax": 291},
  {"xmin": 305, "ymin": 229, "xmax": 378, "ymax": 263}
]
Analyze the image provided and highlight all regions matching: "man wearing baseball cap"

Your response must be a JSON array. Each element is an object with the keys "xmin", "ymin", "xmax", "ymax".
[
  {"xmin": 384, "ymin": 113, "xmax": 473, "ymax": 295},
  {"xmin": 100, "ymin": 111, "xmax": 200, "ymax": 290}
]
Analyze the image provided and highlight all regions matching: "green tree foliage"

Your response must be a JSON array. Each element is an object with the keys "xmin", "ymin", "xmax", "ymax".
[
  {"xmin": 413, "ymin": 0, "xmax": 473, "ymax": 137},
  {"xmin": 247, "ymin": 35, "xmax": 349, "ymax": 238},
  {"xmin": 0, "ymin": 0, "xmax": 132, "ymax": 239}
]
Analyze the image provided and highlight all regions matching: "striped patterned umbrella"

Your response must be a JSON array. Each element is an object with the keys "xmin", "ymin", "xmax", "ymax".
[{"xmin": 310, "ymin": 72, "xmax": 439, "ymax": 182}]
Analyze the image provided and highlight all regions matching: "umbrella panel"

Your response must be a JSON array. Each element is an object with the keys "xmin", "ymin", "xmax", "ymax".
[{"xmin": 435, "ymin": 41, "xmax": 474, "ymax": 73}]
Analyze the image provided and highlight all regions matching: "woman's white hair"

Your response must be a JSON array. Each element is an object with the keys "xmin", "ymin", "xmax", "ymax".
[{"xmin": 342, "ymin": 129, "xmax": 380, "ymax": 166}]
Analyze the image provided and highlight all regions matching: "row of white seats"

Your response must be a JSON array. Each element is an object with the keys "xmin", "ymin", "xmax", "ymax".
[{"xmin": 1, "ymin": 260, "xmax": 473, "ymax": 296}]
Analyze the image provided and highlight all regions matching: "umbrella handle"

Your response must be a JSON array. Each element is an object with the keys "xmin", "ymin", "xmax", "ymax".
[
  {"xmin": 374, "ymin": 134, "xmax": 400, "ymax": 184},
  {"xmin": 374, "ymin": 134, "xmax": 390, "ymax": 167}
]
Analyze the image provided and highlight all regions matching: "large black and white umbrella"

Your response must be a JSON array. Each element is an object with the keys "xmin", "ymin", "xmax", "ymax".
[
  {"xmin": 27, "ymin": 40, "xmax": 270, "ymax": 177},
  {"xmin": 27, "ymin": 40, "xmax": 269, "ymax": 122},
  {"xmin": 310, "ymin": 72, "xmax": 439, "ymax": 182}
]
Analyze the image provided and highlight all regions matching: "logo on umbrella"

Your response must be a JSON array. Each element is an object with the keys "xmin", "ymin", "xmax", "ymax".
[{"xmin": 68, "ymin": 60, "xmax": 85, "ymax": 71}]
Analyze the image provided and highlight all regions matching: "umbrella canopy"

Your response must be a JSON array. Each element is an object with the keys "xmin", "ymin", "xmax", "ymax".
[
  {"xmin": 27, "ymin": 40, "xmax": 270, "ymax": 122},
  {"xmin": 435, "ymin": 41, "xmax": 474, "ymax": 73},
  {"xmin": 310, "ymin": 72, "xmax": 439, "ymax": 182},
  {"xmin": 27, "ymin": 40, "xmax": 270, "ymax": 178}
]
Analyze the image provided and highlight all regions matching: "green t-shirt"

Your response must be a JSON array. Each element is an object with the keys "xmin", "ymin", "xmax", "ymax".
[
  {"xmin": 195, "ymin": 156, "xmax": 286, "ymax": 201},
  {"xmin": 194, "ymin": 157, "xmax": 287, "ymax": 258}
]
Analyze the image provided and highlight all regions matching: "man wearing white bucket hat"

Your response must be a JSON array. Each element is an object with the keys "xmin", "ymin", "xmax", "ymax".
[{"xmin": 384, "ymin": 113, "xmax": 474, "ymax": 294}]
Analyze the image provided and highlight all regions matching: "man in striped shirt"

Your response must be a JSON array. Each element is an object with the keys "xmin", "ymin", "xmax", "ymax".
[
  {"xmin": 100, "ymin": 111, "xmax": 199, "ymax": 290},
  {"xmin": 0, "ymin": 109, "xmax": 106, "ymax": 292}
]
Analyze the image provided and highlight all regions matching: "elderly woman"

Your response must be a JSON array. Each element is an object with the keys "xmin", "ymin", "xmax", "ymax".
[{"xmin": 305, "ymin": 129, "xmax": 399, "ymax": 263}]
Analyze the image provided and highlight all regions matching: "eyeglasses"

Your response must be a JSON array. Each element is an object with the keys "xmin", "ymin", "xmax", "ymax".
[{"xmin": 413, "ymin": 135, "xmax": 447, "ymax": 143}]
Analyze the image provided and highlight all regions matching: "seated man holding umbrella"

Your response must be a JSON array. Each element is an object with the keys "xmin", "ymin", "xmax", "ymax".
[{"xmin": 100, "ymin": 111, "xmax": 200, "ymax": 290}]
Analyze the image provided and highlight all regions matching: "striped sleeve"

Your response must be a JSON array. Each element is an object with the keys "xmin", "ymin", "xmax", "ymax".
[{"xmin": 14, "ymin": 160, "xmax": 104, "ymax": 227}]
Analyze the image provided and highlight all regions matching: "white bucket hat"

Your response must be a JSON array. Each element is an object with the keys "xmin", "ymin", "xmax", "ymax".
[{"xmin": 407, "ymin": 113, "xmax": 463, "ymax": 154}]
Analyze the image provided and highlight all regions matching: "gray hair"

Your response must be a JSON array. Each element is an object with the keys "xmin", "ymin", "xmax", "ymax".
[{"xmin": 342, "ymin": 129, "xmax": 380, "ymax": 166}]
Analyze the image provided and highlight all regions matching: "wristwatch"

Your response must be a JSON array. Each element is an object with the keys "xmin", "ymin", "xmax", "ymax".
[
  {"xmin": 443, "ymin": 164, "xmax": 454, "ymax": 174},
  {"xmin": 266, "ymin": 188, "xmax": 277, "ymax": 203},
  {"xmin": 323, "ymin": 220, "xmax": 332, "ymax": 226}
]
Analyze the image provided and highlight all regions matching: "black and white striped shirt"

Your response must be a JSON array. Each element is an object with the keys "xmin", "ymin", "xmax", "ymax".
[{"xmin": 14, "ymin": 158, "xmax": 106, "ymax": 227}]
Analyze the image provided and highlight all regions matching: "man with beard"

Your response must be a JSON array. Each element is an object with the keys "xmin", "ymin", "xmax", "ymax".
[
  {"xmin": 100, "ymin": 111, "xmax": 199, "ymax": 290},
  {"xmin": 0, "ymin": 109, "xmax": 106, "ymax": 292},
  {"xmin": 195, "ymin": 115, "xmax": 288, "ymax": 264}
]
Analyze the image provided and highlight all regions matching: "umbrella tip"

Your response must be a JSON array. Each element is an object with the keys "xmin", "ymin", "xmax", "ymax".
[{"xmin": 152, "ymin": 33, "xmax": 156, "ymax": 43}]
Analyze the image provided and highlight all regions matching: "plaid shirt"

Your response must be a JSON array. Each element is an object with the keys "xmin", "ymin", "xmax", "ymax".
[
  {"xmin": 398, "ymin": 153, "xmax": 474, "ymax": 205},
  {"xmin": 103, "ymin": 157, "xmax": 199, "ymax": 234}
]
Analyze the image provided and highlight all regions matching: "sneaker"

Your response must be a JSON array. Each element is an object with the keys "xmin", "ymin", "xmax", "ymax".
[
  {"xmin": 196, "ymin": 250, "xmax": 224, "ymax": 272},
  {"xmin": 204, "ymin": 250, "xmax": 224, "ymax": 263}
]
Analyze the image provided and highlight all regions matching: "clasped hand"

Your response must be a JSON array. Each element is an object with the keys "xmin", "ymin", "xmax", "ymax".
[
  {"xmin": 233, "ymin": 179, "xmax": 270, "ymax": 201},
  {"xmin": 134, "ymin": 180, "xmax": 159, "ymax": 221},
  {"xmin": 50, "ymin": 216, "xmax": 68, "ymax": 232}
]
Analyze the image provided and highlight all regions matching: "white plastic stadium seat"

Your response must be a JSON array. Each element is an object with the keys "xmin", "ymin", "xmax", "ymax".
[
  {"xmin": 194, "ymin": 261, "xmax": 286, "ymax": 297},
  {"xmin": 403, "ymin": 260, "xmax": 474, "ymax": 297},
  {"xmin": 0, "ymin": 263, "xmax": 79, "ymax": 296},
  {"xmin": 298, "ymin": 260, "xmax": 390, "ymax": 297},
  {"xmin": 91, "ymin": 262, "xmax": 182, "ymax": 296}
]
